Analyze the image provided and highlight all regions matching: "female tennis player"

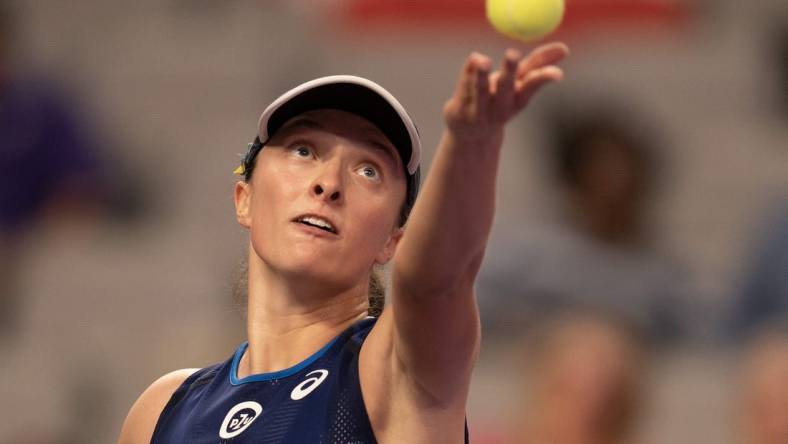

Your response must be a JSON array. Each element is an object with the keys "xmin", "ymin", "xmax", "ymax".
[{"xmin": 118, "ymin": 42, "xmax": 568, "ymax": 443}]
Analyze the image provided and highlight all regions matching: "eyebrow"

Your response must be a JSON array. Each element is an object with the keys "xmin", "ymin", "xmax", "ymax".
[
  {"xmin": 275, "ymin": 116, "xmax": 403, "ymax": 174},
  {"xmin": 364, "ymin": 138, "xmax": 401, "ymax": 174},
  {"xmin": 275, "ymin": 117, "xmax": 324, "ymax": 136}
]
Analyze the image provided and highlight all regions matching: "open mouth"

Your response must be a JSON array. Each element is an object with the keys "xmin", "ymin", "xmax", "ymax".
[{"xmin": 294, "ymin": 215, "xmax": 337, "ymax": 234}]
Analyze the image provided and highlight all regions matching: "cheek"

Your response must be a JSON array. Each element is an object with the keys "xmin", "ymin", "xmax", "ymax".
[
  {"xmin": 355, "ymin": 195, "xmax": 399, "ymax": 239},
  {"xmin": 251, "ymin": 157, "xmax": 312, "ymax": 215},
  {"xmin": 249, "ymin": 183, "xmax": 282, "ymax": 227},
  {"xmin": 247, "ymin": 167, "xmax": 304, "ymax": 244}
]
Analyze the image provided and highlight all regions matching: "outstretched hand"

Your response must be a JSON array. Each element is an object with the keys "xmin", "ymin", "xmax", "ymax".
[{"xmin": 443, "ymin": 42, "xmax": 569, "ymax": 147}]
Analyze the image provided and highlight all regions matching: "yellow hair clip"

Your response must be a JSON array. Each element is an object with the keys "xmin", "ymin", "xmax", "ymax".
[{"xmin": 234, "ymin": 142, "xmax": 258, "ymax": 176}]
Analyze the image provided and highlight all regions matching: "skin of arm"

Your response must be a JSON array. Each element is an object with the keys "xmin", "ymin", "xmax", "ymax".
[
  {"xmin": 361, "ymin": 43, "xmax": 569, "ymax": 442},
  {"xmin": 117, "ymin": 369, "xmax": 199, "ymax": 444}
]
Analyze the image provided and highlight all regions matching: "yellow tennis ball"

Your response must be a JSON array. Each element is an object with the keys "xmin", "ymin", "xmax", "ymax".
[{"xmin": 486, "ymin": 0, "xmax": 565, "ymax": 42}]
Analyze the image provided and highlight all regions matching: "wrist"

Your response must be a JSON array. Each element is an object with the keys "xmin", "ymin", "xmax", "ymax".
[{"xmin": 442, "ymin": 127, "xmax": 505, "ymax": 161}]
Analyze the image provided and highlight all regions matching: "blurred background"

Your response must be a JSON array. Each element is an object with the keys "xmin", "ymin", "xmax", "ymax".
[{"xmin": 1, "ymin": 0, "xmax": 786, "ymax": 443}]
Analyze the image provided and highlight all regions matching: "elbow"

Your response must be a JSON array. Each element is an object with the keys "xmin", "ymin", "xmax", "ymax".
[{"xmin": 392, "ymin": 249, "xmax": 485, "ymax": 300}]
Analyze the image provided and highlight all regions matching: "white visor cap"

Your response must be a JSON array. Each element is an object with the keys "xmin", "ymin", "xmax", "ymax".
[{"xmin": 256, "ymin": 75, "xmax": 421, "ymax": 176}]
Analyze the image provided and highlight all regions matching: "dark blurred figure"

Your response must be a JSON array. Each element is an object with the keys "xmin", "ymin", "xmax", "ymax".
[
  {"xmin": 0, "ymin": 3, "xmax": 105, "ymax": 341},
  {"xmin": 548, "ymin": 106, "xmax": 655, "ymax": 246},
  {"xmin": 738, "ymin": 322, "xmax": 788, "ymax": 444},
  {"xmin": 729, "ymin": 200, "xmax": 788, "ymax": 341},
  {"xmin": 513, "ymin": 311, "xmax": 646, "ymax": 444},
  {"xmin": 772, "ymin": 20, "xmax": 788, "ymax": 117},
  {"xmin": 480, "ymin": 102, "xmax": 690, "ymax": 344}
]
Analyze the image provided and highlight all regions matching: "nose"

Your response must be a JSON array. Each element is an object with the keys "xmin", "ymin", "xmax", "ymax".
[
  {"xmin": 313, "ymin": 183, "xmax": 341, "ymax": 202},
  {"xmin": 310, "ymin": 162, "xmax": 343, "ymax": 204}
]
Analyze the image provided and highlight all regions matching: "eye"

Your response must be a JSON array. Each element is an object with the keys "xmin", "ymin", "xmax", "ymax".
[
  {"xmin": 294, "ymin": 146, "xmax": 311, "ymax": 157},
  {"xmin": 358, "ymin": 165, "xmax": 379, "ymax": 180}
]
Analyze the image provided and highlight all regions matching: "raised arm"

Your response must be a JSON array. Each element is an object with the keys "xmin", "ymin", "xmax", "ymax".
[
  {"xmin": 399, "ymin": 44, "xmax": 568, "ymax": 293},
  {"xmin": 383, "ymin": 43, "xmax": 569, "ymax": 404}
]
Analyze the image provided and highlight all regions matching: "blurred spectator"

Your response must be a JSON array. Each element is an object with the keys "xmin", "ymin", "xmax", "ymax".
[
  {"xmin": 728, "ymin": 199, "xmax": 788, "ymax": 341},
  {"xmin": 772, "ymin": 19, "xmax": 788, "ymax": 117},
  {"xmin": 0, "ymin": 3, "xmax": 105, "ymax": 341},
  {"xmin": 0, "ymin": 5, "xmax": 144, "ymax": 442},
  {"xmin": 479, "ymin": 102, "xmax": 691, "ymax": 344},
  {"xmin": 512, "ymin": 311, "xmax": 647, "ymax": 444},
  {"xmin": 738, "ymin": 322, "xmax": 788, "ymax": 444}
]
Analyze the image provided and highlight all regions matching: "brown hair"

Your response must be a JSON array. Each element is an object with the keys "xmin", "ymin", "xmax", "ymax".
[{"xmin": 367, "ymin": 267, "xmax": 386, "ymax": 317}]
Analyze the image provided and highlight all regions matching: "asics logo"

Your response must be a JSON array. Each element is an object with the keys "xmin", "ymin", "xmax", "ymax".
[
  {"xmin": 219, "ymin": 401, "xmax": 262, "ymax": 439},
  {"xmin": 290, "ymin": 369, "xmax": 329, "ymax": 400}
]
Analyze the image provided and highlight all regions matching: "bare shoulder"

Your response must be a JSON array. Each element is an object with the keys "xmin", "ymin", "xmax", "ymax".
[{"xmin": 117, "ymin": 368, "xmax": 200, "ymax": 444}]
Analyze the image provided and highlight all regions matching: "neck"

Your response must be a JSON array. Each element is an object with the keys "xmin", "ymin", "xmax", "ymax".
[{"xmin": 237, "ymin": 251, "xmax": 369, "ymax": 378}]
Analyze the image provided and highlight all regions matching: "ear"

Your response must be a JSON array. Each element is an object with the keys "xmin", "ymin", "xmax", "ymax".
[
  {"xmin": 234, "ymin": 181, "xmax": 252, "ymax": 229},
  {"xmin": 374, "ymin": 227, "xmax": 404, "ymax": 265}
]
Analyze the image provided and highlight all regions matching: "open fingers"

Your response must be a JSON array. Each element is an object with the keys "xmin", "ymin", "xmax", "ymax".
[
  {"xmin": 514, "ymin": 65, "xmax": 564, "ymax": 109},
  {"xmin": 454, "ymin": 52, "xmax": 492, "ymax": 107},
  {"xmin": 474, "ymin": 56, "xmax": 492, "ymax": 116},
  {"xmin": 492, "ymin": 48, "xmax": 522, "ymax": 112},
  {"xmin": 516, "ymin": 42, "xmax": 569, "ymax": 81},
  {"xmin": 450, "ymin": 46, "xmax": 565, "ymax": 125}
]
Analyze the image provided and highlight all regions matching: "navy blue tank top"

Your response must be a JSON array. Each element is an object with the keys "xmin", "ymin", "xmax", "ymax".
[{"xmin": 152, "ymin": 317, "xmax": 470, "ymax": 443}]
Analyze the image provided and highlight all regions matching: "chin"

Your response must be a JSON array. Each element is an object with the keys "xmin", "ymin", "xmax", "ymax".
[
  {"xmin": 290, "ymin": 266, "xmax": 362, "ymax": 295},
  {"xmin": 273, "ymin": 250, "xmax": 363, "ymax": 288},
  {"xmin": 252, "ymin": 236, "xmax": 371, "ymax": 289}
]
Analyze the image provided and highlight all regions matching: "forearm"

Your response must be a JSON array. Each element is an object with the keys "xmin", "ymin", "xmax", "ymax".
[{"xmin": 393, "ymin": 128, "xmax": 504, "ymax": 295}]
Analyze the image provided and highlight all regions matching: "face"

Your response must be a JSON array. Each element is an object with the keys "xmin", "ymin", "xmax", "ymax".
[
  {"xmin": 234, "ymin": 109, "xmax": 408, "ymax": 291},
  {"xmin": 577, "ymin": 137, "xmax": 644, "ymax": 212}
]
